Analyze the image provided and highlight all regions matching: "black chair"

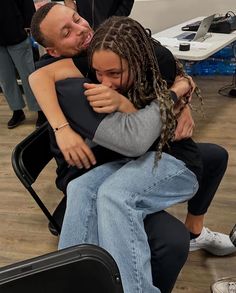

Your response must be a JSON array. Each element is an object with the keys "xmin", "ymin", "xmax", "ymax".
[
  {"xmin": 11, "ymin": 120, "xmax": 122, "ymax": 237},
  {"xmin": 11, "ymin": 122, "xmax": 63, "ymax": 235},
  {"xmin": 0, "ymin": 244, "xmax": 124, "ymax": 293}
]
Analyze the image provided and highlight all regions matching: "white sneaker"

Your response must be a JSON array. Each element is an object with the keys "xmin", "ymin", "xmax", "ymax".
[
  {"xmin": 189, "ymin": 227, "xmax": 236, "ymax": 256},
  {"xmin": 211, "ymin": 277, "xmax": 236, "ymax": 293}
]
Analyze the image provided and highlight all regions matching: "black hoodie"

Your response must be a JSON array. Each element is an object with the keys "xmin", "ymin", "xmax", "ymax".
[
  {"xmin": 0, "ymin": 0, "xmax": 35, "ymax": 46},
  {"xmin": 75, "ymin": 0, "xmax": 134, "ymax": 28}
]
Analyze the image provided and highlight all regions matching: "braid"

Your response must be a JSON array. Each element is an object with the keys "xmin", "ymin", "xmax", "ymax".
[
  {"xmin": 176, "ymin": 59, "xmax": 204, "ymax": 113},
  {"xmin": 88, "ymin": 16, "xmax": 177, "ymax": 162}
]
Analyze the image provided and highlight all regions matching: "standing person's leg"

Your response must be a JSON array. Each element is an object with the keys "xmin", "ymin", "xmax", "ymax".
[
  {"xmin": 97, "ymin": 152, "xmax": 198, "ymax": 293},
  {"xmin": 58, "ymin": 159, "xmax": 129, "ymax": 249},
  {"xmin": 186, "ymin": 143, "xmax": 235, "ymax": 255},
  {"xmin": 8, "ymin": 38, "xmax": 39, "ymax": 111},
  {"xmin": 145, "ymin": 211, "xmax": 190, "ymax": 293},
  {"xmin": 0, "ymin": 45, "xmax": 26, "ymax": 127}
]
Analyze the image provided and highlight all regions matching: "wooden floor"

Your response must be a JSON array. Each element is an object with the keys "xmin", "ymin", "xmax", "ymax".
[{"xmin": 0, "ymin": 76, "xmax": 235, "ymax": 292}]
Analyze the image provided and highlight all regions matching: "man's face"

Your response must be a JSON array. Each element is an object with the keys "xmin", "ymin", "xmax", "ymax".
[{"xmin": 40, "ymin": 4, "xmax": 93, "ymax": 57}]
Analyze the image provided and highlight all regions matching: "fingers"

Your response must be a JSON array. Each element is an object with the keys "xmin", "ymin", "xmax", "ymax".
[
  {"xmin": 87, "ymin": 97, "xmax": 116, "ymax": 113},
  {"xmin": 175, "ymin": 119, "xmax": 195, "ymax": 140},
  {"xmin": 63, "ymin": 150, "xmax": 83, "ymax": 169},
  {"xmin": 174, "ymin": 105, "xmax": 195, "ymax": 141},
  {"xmin": 56, "ymin": 127, "xmax": 97, "ymax": 169},
  {"xmin": 186, "ymin": 76, "xmax": 195, "ymax": 98},
  {"xmin": 63, "ymin": 147, "xmax": 96, "ymax": 169},
  {"xmin": 88, "ymin": 97, "xmax": 111, "ymax": 107},
  {"xmin": 92, "ymin": 106, "xmax": 116, "ymax": 113},
  {"xmin": 84, "ymin": 84, "xmax": 104, "ymax": 97},
  {"xmin": 174, "ymin": 126, "xmax": 193, "ymax": 141},
  {"xmin": 84, "ymin": 84, "xmax": 121, "ymax": 113},
  {"xmin": 82, "ymin": 145, "xmax": 97, "ymax": 167},
  {"xmin": 83, "ymin": 82, "xmax": 98, "ymax": 89}
]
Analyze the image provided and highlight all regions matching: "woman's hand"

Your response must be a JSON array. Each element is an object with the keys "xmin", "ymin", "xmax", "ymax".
[{"xmin": 84, "ymin": 83, "xmax": 136, "ymax": 113}]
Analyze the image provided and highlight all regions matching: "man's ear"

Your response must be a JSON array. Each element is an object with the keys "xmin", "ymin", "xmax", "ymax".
[{"xmin": 46, "ymin": 47, "xmax": 61, "ymax": 58}]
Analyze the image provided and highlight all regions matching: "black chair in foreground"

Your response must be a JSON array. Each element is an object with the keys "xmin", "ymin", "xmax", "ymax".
[
  {"xmin": 0, "ymin": 244, "xmax": 124, "ymax": 293},
  {"xmin": 11, "ymin": 122, "xmax": 62, "ymax": 235}
]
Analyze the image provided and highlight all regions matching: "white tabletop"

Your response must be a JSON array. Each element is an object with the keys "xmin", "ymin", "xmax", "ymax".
[{"xmin": 152, "ymin": 17, "xmax": 236, "ymax": 61}]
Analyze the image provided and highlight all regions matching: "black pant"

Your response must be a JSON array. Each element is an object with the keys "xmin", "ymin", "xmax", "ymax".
[
  {"xmin": 145, "ymin": 211, "xmax": 190, "ymax": 293},
  {"xmin": 145, "ymin": 143, "xmax": 228, "ymax": 293},
  {"xmin": 188, "ymin": 143, "xmax": 228, "ymax": 215}
]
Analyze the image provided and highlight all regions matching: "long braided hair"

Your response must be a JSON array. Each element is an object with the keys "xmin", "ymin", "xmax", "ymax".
[{"xmin": 88, "ymin": 16, "xmax": 180, "ymax": 161}]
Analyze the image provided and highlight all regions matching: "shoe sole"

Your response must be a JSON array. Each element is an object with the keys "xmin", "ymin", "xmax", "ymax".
[
  {"xmin": 189, "ymin": 246, "xmax": 200, "ymax": 252},
  {"xmin": 7, "ymin": 116, "xmax": 26, "ymax": 129},
  {"xmin": 190, "ymin": 245, "xmax": 236, "ymax": 256},
  {"xmin": 210, "ymin": 276, "xmax": 236, "ymax": 293}
]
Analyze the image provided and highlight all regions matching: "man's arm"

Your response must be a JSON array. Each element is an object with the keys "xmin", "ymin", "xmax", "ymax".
[
  {"xmin": 29, "ymin": 58, "xmax": 82, "ymax": 128},
  {"xmin": 29, "ymin": 58, "xmax": 96, "ymax": 169},
  {"xmin": 153, "ymin": 41, "xmax": 196, "ymax": 140}
]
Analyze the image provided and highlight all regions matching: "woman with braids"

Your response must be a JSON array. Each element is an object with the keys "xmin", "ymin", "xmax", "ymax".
[{"xmin": 56, "ymin": 16, "xmax": 204, "ymax": 293}]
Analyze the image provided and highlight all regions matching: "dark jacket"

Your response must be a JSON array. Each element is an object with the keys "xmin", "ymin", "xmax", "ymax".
[
  {"xmin": 0, "ymin": 0, "xmax": 35, "ymax": 46},
  {"xmin": 75, "ymin": 0, "xmax": 134, "ymax": 28}
]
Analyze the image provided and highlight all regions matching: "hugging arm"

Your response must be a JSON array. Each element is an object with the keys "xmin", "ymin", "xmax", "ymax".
[
  {"xmin": 153, "ymin": 42, "xmax": 195, "ymax": 140},
  {"xmin": 29, "ymin": 58, "xmax": 82, "ymax": 129},
  {"xmin": 29, "ymin": 58, "xmax": 96, "ymax": 168},
  {"xmin": 56, "ymin": 78, "xmax": 162, "ymax": 157},
  {"xmin": 29, "ymin": 47, "xmax": 195, "ymax": 166}
]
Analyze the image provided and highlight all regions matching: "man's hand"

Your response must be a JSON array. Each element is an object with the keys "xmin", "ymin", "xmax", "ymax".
[
  {"xmin": 84, "ymin": 83, "xmax": 136, "ymax": 113},
  {"xmin": 174, "ymin": 105, "xmax": 195, "ymax": 141},
  {"xmin": 171, "ymin": 75, "xmax": 195, "ymax": 101},
  {"xmin": 55, "ymin": 126, "xmax": 96, "ymax": 169}
]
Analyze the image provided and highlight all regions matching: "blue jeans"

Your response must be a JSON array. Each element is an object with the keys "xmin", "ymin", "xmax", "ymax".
[
  {"xmin": 59, "ymin": 152, "xmax": 198, "ymax": 293},
  {"xmin": 0, "ymin": 38, "xmax": 39, "ymax": 111}
]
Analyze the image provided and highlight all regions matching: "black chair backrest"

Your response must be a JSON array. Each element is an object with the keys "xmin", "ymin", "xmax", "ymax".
[
  {"xmin": 12, "ymin": 122, "xmax": 53, "ymax": 187},
  {"xmin": 0, "ymin": 244, "xmax": 124, "ymax": 293},
  {"xmin": 11, "ymin": 122, "xmax": 61, "ymax": 233}
]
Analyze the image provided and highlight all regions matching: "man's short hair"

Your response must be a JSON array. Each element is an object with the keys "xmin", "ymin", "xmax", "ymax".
[{"xmin": 31, "ymin": 2, "xmax": 59, "ymax": 47}]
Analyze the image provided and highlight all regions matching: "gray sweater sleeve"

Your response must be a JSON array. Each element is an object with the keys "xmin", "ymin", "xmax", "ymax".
[
  {"xmin": 93, "ymin": 101, "xmax": 162, "ymax": 157},
  {"xmin": 56, "ymin": 78, "xmax": 162, "ymax": 158}
]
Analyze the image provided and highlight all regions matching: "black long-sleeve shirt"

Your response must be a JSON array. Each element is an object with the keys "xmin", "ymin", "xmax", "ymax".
[
  {"xmin": 0, "ymin": 0, "xmax": 35, "ymax": 46},
  {"xmin": 75, "ymin": 0, "xmax": 134, "ymax": 28}
]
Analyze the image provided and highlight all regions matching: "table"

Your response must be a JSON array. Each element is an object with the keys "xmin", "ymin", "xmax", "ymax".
[{"xmin": 152, "ymin": 17, "xmax": 236, "ymax": 61}]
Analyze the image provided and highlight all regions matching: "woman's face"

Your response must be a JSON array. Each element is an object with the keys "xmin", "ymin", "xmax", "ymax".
[{"xmin": 92, "ymin": 49, "xmax": 133, "ymax": 92}]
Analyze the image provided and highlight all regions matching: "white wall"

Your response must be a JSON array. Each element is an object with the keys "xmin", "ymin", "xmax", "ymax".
[{"xmin": 130, "ymin": 0, "xmax": 236, "ymax": 33}]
